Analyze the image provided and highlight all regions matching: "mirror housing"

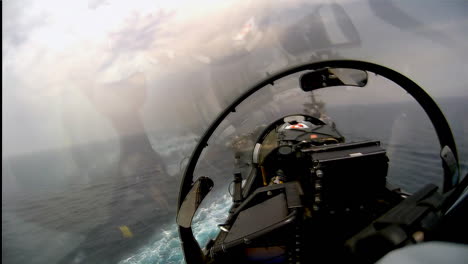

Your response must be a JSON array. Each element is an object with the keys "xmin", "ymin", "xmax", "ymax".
[
  {"xmin": 300, "ymin": 68, "xmax": 368, "ymax": 92},
  {"xmin": 177, "ymin": 177, "xmax": 214, "ymax": 228}
]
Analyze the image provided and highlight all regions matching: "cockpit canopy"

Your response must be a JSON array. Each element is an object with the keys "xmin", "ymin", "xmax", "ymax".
[{"xmin": 177, "ymin": 61, "xmax": 462, "ymax": 264}]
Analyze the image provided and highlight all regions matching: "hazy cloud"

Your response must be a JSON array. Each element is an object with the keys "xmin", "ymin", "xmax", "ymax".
[{"xmin": 3, "ymin": 0, "xmax": 468, "ymax": 157}]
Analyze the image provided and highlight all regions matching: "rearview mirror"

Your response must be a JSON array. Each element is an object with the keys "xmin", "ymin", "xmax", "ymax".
[
  {"xmin": 177, "ymin": 177, "xmax": 214, "ymax": 228},
  {"xmin": 300, "ymin": 68, "xmax": 368, "ymax": 92}
]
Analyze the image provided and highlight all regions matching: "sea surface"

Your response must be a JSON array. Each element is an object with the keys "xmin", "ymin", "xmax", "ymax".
[{"xmin": 2, "ymin": 97, "xmax": 467, "ymax": 264}]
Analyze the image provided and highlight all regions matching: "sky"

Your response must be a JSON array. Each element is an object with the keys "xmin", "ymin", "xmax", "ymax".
[{"xmin": 3, "ymin": 0, "xmax": 468, "ymax": 157}]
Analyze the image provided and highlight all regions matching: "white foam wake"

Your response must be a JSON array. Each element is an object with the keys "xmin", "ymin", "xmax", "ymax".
[{"xmin": 119, "ymin": 193, "xmax": 232, "ymax": 264}]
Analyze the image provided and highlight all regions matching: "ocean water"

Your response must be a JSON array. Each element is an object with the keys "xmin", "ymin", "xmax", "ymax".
[{"xmin": 2, "ymin": 97, "xmax": 467, "ymax": 264}]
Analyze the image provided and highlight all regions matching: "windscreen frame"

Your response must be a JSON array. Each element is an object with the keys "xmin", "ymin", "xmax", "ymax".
[{"xmin": 177, "ymin": 60, "xmax": 460, "ymax": 264}]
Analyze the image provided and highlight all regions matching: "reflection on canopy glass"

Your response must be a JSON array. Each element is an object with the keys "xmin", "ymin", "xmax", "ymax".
[{"xmin": 3, "ymin": 0, "xmax": 468, "ymax": 264}]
